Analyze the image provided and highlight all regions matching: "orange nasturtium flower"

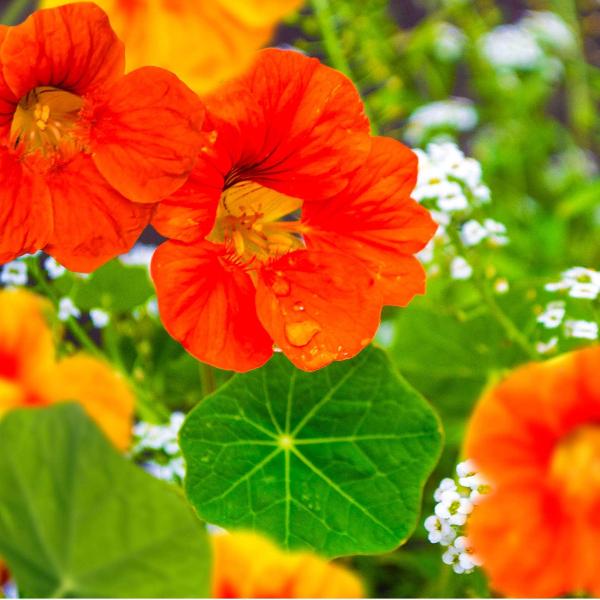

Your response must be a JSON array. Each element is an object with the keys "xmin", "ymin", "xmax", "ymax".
[
  {"xmin": 0, "ymin": 2, "xmax": 209, "ymax": 272},
  {"xmin": 465, "ymin": 346, "xmax": 600, "ymax": 597},
  {"xmin": 40, "ymin": 0, "xmax": 305, "ymax": 95},
  {"xmin": 151, "ymin": 49, "xmax": 436, "ymax": 372},
  {"xmin": 0, "ymin": 288, "xmax": 134, "ymax": 450},
  {"xmin": 211, "ymin": 531, "xmax": 364, "ymax": 598}
]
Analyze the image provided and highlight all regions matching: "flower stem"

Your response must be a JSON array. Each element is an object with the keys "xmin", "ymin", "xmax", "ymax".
[
  {"xmin": 200, "ymin": 363, "xmax": 217, "ymax": 397},
  {"xmin": 446, "ymin": 229, "xmax": 539, "ymax": 361},
  {"xmin": 309, "ymin": 0, "xmax": 379, "ymax": 134}
]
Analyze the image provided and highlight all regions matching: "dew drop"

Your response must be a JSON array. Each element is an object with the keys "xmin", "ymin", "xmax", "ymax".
[
  {"xmin": 271, "ymin": 277, "xmax": 290, "ymax": 296},
  {"xmin": 285, "ymin": 320, "xmax": 321, "ymax": 347},
  {"xmin": 292, "ymin": 302, "xmax": 305, "ymax": 312}
]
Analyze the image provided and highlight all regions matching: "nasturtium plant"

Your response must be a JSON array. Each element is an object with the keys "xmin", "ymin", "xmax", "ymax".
[
  {"xmin": 0, "ymin": 404, "xmax": 211, "ymax": 598},
  {"xmin": 181, "ymin": 347, "xmax": 443, "ymax": 558}
]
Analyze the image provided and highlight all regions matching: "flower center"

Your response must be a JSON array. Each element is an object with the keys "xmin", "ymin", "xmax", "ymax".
[
  {"xmin": 10, "ymin": 86, "xmax": 83, "ymax": 155},
  {"xmin": 207, "ymin": 180, "xmax": 306, "ymax": 265},
  {"xmin": 550, "ymin": 424, "xmax": 600, "ymax": 507}
]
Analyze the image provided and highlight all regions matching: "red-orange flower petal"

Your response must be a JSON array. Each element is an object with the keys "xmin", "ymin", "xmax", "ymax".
[
  {"xmin": 0, "ymin": 25, "xmax": 16, "ymax": 141},
  {"xmin": 0, "ymin": 148, "xmax": 52, "ymax": 264},
  {"xmin": 465, "ymin": 347, "xmax": 600, "ymax": 597},
  {"xmin": 204, "ymin": 48, "xmax": 371, "ymax": 199},
  {"xmin": 50, "ymin": 354, "xmax": 134, "ymax": 451},
  {"xmin": 43, "ymin": 153, "xmax": 153, "ymax": 272},
  {"xmin": 152, "ymin": 153, "xmax": 222, "ymax": 242},
  {"xmin": 87, "ymin": 66, "xmax": 209, "ymax": 204},
  {"xmin": 0, "ymin": 2, "xmax": 124, "ymax": 100},
  {"xmin": 151, "ymin": 240, "xmax": 273, "ymax": 372},
  {"xmin": 256, "ymin": 250, "xmax": 382, "ymax": 372},
  {"xmin": 303, "ymin": 137, "xmax": 436, "ymax": 306}
]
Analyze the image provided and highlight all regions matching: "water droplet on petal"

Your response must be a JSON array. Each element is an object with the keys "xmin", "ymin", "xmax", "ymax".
[
  {"xmin": 272, "ymin": 277, "xmax": 290, "ymax": 296},
  {"xmin": 292, "ymin": 302, "xmax": 305, "ymax": 312},
  {"xmin": 285, "ymin": 320, "xmax": 321, "ymax": 347}
]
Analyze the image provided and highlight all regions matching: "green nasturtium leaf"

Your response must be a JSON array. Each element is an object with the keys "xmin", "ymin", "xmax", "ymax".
[
  {"xmin": 181, "ymin": 346, "xmax": 443, "ymax": 558},
  {"xmin": 73, "ymin": 261, "xmax": 154, "ymax": 312},
  {"xmin": 0, "ymin": 404, "xmax": 211, "ymax": 598}
]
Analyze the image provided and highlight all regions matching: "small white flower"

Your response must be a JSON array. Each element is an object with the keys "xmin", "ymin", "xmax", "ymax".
[
  {"xmin": 58, "ymin": 297, "xmax": 81, "ymax": 322},
  {"xmin": 434, "ymin": 23, "xmax": 467, "ymax": 61},
  {"xmin": 44, "ymin": 256, "xmax": 66, "ymax": 280},
  {"xmin": 375, "ymin": 322, "xmax": 395, "ymax": 348},
  {"xmin": 564, "ymin": 319, "xmax": 598, "ymax": 340},
  {"xmin": 522, "ymin": 11, "xmax": 575, "ymax": 55},
  {"xmin": 434, "ymin": 477, "xmax": 457, "ymax": 502},
  {"xmin": 405, "ymin": 98, "xmax": 477, "ymax": 145},
  {"xmin": 483, "ymin": 219, "xmax": 509, "ymax": 246},
  {"xmin": 90, "ymin": 308, "xmax": 110, "ymax": 329},
  {"xmin": 480, "ymin": 24, "xmax": 544, "ymax": 71},
  {"xmin": 451, "ymin": 256, "xmax": 473, "ymax": 280},
  {"xmin": 0, "ymin": 261, "xmax": 27, "ymax": 287},
  {"xmin": 537, "ymin": 301, "xmax": 566, "ymax": 329},
  {"xmin": 119, "ymin": 243, "xmax": 156, "ymax": 270},
  {"xmin": 442, "ymin": 545, "xmax": 460, "ymax": 565},
  {"xmin": 461, "ymin": 220, "xmax": 488, "ymax": 247},
  {"xmin": 536, "ymin": 336, "xmax": 558, "ymax": 355},
  {"xmin": 456, "ymin": 460, "xmax": 476, "ymax": 479},
  {"xmin": 545, "ymin": 267, "xmax": 600, "ymax": 300}
]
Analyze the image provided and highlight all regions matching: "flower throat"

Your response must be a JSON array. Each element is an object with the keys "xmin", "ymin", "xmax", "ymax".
[{"xmin": 207, "ymin": 180, "xmax": 307, "ymax": 265}]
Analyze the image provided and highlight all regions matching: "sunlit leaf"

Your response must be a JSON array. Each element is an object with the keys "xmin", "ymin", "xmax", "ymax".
[
  {"xmin": 181, "ymin": 346, "xmax": 443, "ymax": 558},
  {"xmin": 0, "ymin": 403, "xmax": 211, "ymax": 598},
  {"xmin": 73, "ymin": 261, "xmax": 153, "ymax": 312}
]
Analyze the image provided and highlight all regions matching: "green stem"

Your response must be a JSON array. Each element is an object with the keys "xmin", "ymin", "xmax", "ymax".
[
  {"xmin": 28, "ymin": 258, "xmax": 166, "ymax": 421},
  {"xmin": 309, "ymin": 0, "xmax": 380, "ymax": 134},
  {"xmin": 200, "ymin": 363, "xmax": 217, "ymax": 397},
  {"xmin": 29, "ymin": 259, "xmax": 103, "ymax": 358},
  {"xmin": 447, "ymin": 229, "xmax": 539, "ymax": 360},
  {"xmin": 0, "ymin": 0, "xmax": 30, "ymax": 25}
]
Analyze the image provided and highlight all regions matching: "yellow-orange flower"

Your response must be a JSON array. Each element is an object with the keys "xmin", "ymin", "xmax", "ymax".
[
  {"xmin": 211, "ymin": 531, "xmax": 365, "ymax": 598},
  {"xmin": 0, "ymin": 288, "xmax": 134, "ymax": 450},
  {"xmin": 40, "ymin": 0, "xmax": 305, "ymax": 94},
  {"xmin": 465, "ymin": 346, "xmax": 600, "ymax": 597}
]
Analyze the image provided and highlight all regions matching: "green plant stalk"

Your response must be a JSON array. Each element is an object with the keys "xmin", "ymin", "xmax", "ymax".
[
  {"xmin": 28, "ymin": 258, "xmax": 166, "ymax": 422},
  {"xmin": 550, "ymin": 0, "xmax": 596, "ymax": 147},
  {"xmin": 446, "ymin": 227, "xmax": 539, "ymax": 361},
  {"xmin": 0, "ymin": 0, "xmax": 30, "ymax": 25},
  {"xmin": 200, "ymin": 362, "xmax": 217, "ymax": 397},
  {"xmin": 309, "ymin": 0, "xmax": 380, "ymax": 134}
]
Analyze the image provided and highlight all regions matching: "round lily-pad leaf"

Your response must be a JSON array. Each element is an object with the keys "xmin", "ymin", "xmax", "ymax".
[{"xmin": 181, "ymin": 346, "xmax": 443, "ymax": 558}]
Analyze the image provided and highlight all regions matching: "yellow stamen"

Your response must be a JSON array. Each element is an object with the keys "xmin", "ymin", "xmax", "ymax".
[
  {"xmin": 207, "ymin": 180, "xmax": 305, "ymax": 265},
  {"xmin": 10, "ymin": 86, "xmax": 83, "ymax": 156}
]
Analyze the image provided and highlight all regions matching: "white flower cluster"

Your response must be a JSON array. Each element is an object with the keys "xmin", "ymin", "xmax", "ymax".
[
  {"xmin": 405, "ymin": 98, "xmax": 477, "ymax": 145},
  {"xmin": 545, "ymin": 267, "xmax": 600, "ymax": 300},
  {"xmin": 536, "ymin": 268, "xmax": 600, "ymax": 352},
  {"xmin": 132, "ymin": 412, "xmax": 186, "ymax": 483},
  {"xmin": 414, "ymin": 143, "xmax": 490, "ymax": 214},
  {"xmin": 0, "ymin": 260, "xmax": 27, "ymax": 287},
  {"xmin": 414, "ymin": 143, "xmax": 507, "ymax": 281},
  {"xmin": 479, "ymin": 11, "xmax": 574, "ymax": 73},
  {"xmin": 424, "ymin": 460, "xmax": 489, "ymax": 575},
  {"xmin": 433, "ymin": 22, "xmax": 466, "ymax": 62}
]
